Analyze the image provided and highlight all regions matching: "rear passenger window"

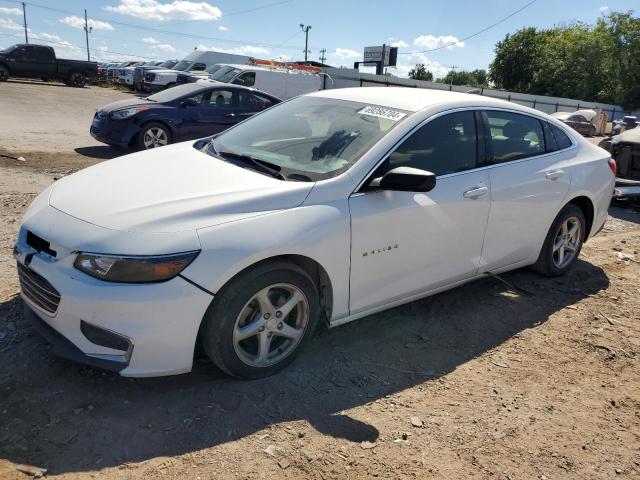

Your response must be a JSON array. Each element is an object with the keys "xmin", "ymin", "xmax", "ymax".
[
  {"xmin": 550, "ymin": 124, "xmax": 573, "ymax": 150},
  {"xmin": 385, "ymin": 111, "xmax": 477, "ymax": 176},
  {"xmin": 486, "ymin": 111, "xmax": 545, "ymax": 162}
]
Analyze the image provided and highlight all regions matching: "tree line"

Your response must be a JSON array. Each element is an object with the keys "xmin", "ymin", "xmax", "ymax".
[{"xmin": 408, "ymin": 11, "xmax": 640, "ymax": 110}]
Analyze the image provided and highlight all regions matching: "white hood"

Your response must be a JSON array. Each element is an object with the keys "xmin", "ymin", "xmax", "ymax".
[{"xmin": 49, "ymin": 142, "xmax": 314, "ymax": 233}]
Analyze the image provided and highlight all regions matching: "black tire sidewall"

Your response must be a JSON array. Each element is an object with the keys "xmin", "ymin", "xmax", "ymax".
[
  {"xmin": 137, "ymin": 122, "xmax": 171, "ymax": 150},
  {"xmin": 69, "ymin": 73, "xmax": 86, "ymax": 88},
  {"xmin": 200, "ymin": 264, "xmax": 320, "ymax": 379},
  {"xmin": 0, "ymin": 65, "xmax": 8, "ymax": 81},
  {"xmin": 534, "ymin": 204, "xmax": 586, "ymax": 276}
]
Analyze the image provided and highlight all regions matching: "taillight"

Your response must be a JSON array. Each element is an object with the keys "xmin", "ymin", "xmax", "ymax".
[{"xmin": 608, "ymin": 158, "xmax": 617, "ymax": 175}]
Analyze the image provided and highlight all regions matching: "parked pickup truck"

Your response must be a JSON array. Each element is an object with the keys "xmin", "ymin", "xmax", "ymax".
[{"xmin": 0, "ymin": 44, "xmax": 97, "ymax": 87}]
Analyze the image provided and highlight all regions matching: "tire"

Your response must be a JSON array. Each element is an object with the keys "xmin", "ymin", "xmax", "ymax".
[
  {"xmin": 200, "ymin": 261, "xmax": 321, "ymax": 379},
  {"xmin": 137, "ymin": 122, "xmax": 171, "ymax": 150},
  {"xmin": 531, "ymin": 204, "xmax": 586, "ymax": 277},
  {"xmin": 0, "ymin": 65, "xmax": 9, "ymax": 82},
  {"xmin": 68, "ymin": 72, "xmax": 87, "ymax": 88}
]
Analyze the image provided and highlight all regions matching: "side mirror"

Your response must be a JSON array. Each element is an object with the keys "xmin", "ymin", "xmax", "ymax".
[
  {"xmin": 181, "ymin": 98, "xmax": 198, "ymax": 108},
  {"xmin": 371, "ymin": 166, "xmax": 436, "ymax": 193}
]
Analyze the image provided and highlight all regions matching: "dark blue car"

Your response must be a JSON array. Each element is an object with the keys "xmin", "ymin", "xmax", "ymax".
[{"xmin": 90, "ymin": 83, "xmax": 281, "ymax": 150}]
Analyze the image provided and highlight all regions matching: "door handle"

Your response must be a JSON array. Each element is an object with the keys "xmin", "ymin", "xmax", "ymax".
[
  {"xmin": 545, "ymin": 170, "xmax": 564, "ymax": 180},
  {"xmin": 224, "ymin": 113, "xmax": 236, "ymax": 118},
  {"xmin": 463, "ymin": 186, "xmax": 488, "ymax": 199}
]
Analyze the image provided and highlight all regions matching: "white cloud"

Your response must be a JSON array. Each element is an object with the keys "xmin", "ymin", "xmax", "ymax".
[
  {"xmin": 390, "ymin": 51, "xmax": 449, "ymax": 79},
  {"xmin": 334, "ymin": 48, "xmax": 360, "ymax": 60},
  {"xmin": 106, "ymin": 0, "xmax": 222, "ymax": 22},
  {"xmin": 413, "ymin": 34, "xmax": 464, "ymax": 50},
  {"xmin": 218, "ymin": 25, "xmax": 228, "ymax": 31},
  {"xmin": 0, "ymin": 17, "xmax": 24, "ymax": 31},
  {"xmin": 391, "ymin": 40, "xmax": 408, "ymax": 48},
  {"xmin": 0, "ymin": 7, "xmax": 21, "ymax": 16},
  {"xmin": 195, "ymin": 44, "xmax": 270, "ymax": 56},
  {"xmin": 60, "ymin": 15, "xmax": 114, "ymax": 31},
  {"xmin": 599, "ymin": 5, "xmax": 609, "ymax": 12},
  {"xmin": 142, "ymin": 36, "xmax": 175, "ymax": 52}
]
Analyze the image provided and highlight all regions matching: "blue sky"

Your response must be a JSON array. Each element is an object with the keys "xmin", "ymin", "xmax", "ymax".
[{"xmin": 0, "ymin": 0, "xmax": 636, "ymax": 77}]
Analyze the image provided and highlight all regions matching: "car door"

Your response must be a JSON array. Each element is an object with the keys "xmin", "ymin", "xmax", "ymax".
[
  {"xmin": 349, "ymin": 110, "xmax": 492, "ymax": 314},
  {"xmin": 180, "ymin": 88, "xmax": 241, "ymax": 139},
  {"xmin": 479, "ymin": 110, "xmax": 572, "ymax": 272}
]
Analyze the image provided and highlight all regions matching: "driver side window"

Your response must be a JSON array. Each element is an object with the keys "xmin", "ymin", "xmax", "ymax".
[{"xmin": 384, "ymin": 111, "xmax": 478, "ymax": 176}]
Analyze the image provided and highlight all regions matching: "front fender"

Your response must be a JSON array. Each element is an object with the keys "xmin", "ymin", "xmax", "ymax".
[{"xmin": 181, "ymin": 201, "xmax": 351, "ymax": 320}]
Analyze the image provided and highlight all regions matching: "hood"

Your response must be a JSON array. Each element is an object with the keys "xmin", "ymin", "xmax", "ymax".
[
  {"xmin": 98, "ymin": 98, "xmax": 154, "ymax": 114},
  {"xmin": 611, "ymin": 127, "xmax": 640, "ymax": 145},
  {"xmin": 48, "ymin": 142, "xmax": 314, "ymax": 233},
  {"xmin": 151, "ymin": 69, "xmax": 180, "ymax": 76}
]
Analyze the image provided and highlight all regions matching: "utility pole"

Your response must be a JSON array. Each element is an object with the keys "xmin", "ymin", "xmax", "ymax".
[
  {"xmin": 448, "ymin": 65, "xmax": 458, "ymax": 87},
  {"xmin": 83, "ymin": 9, "xmax": 93, "ymax": 61},
  {"xmin": 319, "ymin": 48, "xmax": 326, "ymax": 64},
  {"xmin": 22, "ymin": 2, "xmax": 28, "ymax": 44},
  {"xmin": 299, "ymin": 24, "xmax": 311, "ymax": 62}
]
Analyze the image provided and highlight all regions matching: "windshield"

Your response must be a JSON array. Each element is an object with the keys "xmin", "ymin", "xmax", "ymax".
[
  {"xmin": 205, "ymin": 64, "xmax": 224, "ymax": 74},
  {"xmin": 147, "ymin": 84, "xmax": 204, "ymax": 103},
  {"xmin": 1, "ymin": 45, "xmax": 16, "ymax": 54},
  {"xmin": 173, "ymin": 60, "xmax": 194, "ymax": 71},
  {"xmin": 160, "ymin": 60, "xmax": 177, "ymax": 68},
  {"xmin": 208, "ymin": 96, "xmax": 409, "ymax": 181},
  {"xmin": 211, "ymin": 66, "xmax": 241, "ymax": 83}
]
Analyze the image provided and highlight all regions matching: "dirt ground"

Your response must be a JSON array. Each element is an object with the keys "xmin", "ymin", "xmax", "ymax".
[{"xmin": 1, "ymin": 81, "xmax": 639, "ymax": 480}]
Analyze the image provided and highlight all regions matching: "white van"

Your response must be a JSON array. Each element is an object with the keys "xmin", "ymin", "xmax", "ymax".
[
  {"xmin": 205, "ymin": 63, "xmax": 323, "ymax": 99},
  {"xmin": 143, "ymin": 50, "xmax": 252, "ymax": 92}
]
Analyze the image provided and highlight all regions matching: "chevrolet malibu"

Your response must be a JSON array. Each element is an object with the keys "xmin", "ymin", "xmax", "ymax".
[{"xmin": 15, "ymin": 88, "xmax": 615, "ymax": 379}]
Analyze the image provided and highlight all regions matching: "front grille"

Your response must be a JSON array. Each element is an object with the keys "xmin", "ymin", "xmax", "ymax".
[{"xmin": 17, "ymin": 263, "xmax": 61, "ymax": 315}]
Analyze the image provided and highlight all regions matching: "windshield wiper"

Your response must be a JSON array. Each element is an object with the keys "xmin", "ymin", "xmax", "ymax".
[{"xmin": 217, "ymin": 150, "xmax": 287, "ymax": 181}]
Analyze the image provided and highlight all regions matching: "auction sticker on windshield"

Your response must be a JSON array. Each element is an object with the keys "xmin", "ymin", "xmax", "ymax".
[{"xmin": 358, "ymin": 106, "xmax": 406, "ymax": 121}]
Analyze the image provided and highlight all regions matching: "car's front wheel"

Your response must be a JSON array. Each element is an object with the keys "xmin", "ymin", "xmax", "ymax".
[
  {"xmin": 532, "ymin": 204, "xmax": 586, "ymax": 277},
  {"xmin": 200, "ymin": 261, "xmax": 320, "ymax": 379},
  {"xmin": 138, "ymin": 122, "xmax": 171, "ymax": 149}
]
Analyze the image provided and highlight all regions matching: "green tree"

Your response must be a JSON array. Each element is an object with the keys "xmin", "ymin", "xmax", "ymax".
[
  {"xmin": 408, "ymin": 64, "xmax": 434, "ymax": 81},
  {"xmin": 489, "ymin": 27, "xmax": 543, "ymax": 92},
  {"xmin": 436, "ymin": 69, "xmax": 488, "ymax": 87},
  {"xmin": 488, "ymin": 12, "xmax": 640, "ymax": 110}
]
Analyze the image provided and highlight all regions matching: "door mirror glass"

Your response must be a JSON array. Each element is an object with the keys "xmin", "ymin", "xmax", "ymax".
[{"xmin": 372, "ymin": 167, "xmax": 436, "ymax": 192}]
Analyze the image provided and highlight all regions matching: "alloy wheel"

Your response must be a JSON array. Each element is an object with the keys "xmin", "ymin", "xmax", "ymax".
[
  {"xmin": 552, "ymin": 216, "xmax": 581, "ymax": 269},
  {"xmin": 143, "ymin": 128, "xmax": 168, "ymax": 149},
  {"xmin": 232, "ymin": 283, "xmax": 309, "ymax": 367}
]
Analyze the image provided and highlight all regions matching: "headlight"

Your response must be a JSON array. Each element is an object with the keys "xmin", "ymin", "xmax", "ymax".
[
  {"xmin": 74, "ymin": 251, "xmax": 199, "ymax": 283},
  {"xmin": 110, "ymin": 106, "xmax": 148, "ymax": 120}
]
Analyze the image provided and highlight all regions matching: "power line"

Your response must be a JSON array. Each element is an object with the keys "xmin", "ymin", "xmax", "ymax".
[
  {"xmin": 399, "ymin": 0, "xmax": 537, "ymax": 54},
  {"xmin": 3, "ymin": 0, "xmax": 302, "ymax": 51},
  {"xmin": 0, "ymin": 32, "xmax": 150, "ymax": 60}
]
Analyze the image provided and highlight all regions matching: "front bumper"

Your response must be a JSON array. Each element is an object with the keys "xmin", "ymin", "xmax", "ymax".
[
  {"xmin": 90, "ymin": 114, "xmax": 139, "ymax": 148},
  {"xmin": 15, "ymin": 232, "xmax": 213, "ymax": 377}
]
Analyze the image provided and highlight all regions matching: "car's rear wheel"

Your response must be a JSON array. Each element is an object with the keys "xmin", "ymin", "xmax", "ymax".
[
  {"xmin": 138, "ymin": 122, "xmax": 171, "ymax": 149},
  {"xmin": 0, "ymin": 65, "xmax": 9, "ymax": 82},
  {"xmin": 532, "ymin": 204, "xmax": 585, "ymax": 277},
  {"xmin": 68, "ymin": 72, "xmax": 87, "ymax": 88},
  {"xmin": 200, "ymin": 261, "xmax": 320, "ymax": 379}
]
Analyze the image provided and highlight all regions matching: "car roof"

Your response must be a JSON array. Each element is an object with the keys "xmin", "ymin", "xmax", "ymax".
[
  {"xmin": 157, "ymin": 82, "xmax": 280, "ymax": 100},
  {"xmin": 307, "ymin": 87, "xmax": 533, "ymax": 113}
]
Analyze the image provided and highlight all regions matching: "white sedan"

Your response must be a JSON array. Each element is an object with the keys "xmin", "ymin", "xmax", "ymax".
[{"xmin": 14, "ymin": 88, "xmax": 615, "ymax": 379}]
